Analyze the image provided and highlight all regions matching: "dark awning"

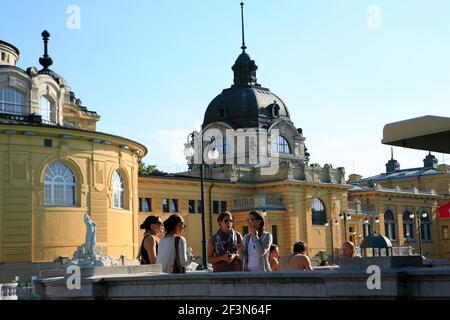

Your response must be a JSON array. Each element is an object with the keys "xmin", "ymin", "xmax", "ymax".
[{"xmin": 382, "ymin": 115, "xmax": 450, "ymax": 153}]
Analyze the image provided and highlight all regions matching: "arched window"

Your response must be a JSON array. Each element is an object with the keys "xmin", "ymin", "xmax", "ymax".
[
  {"xmin": 403, "ymin": 210, "xmax": 415, "ymax": 240},
  {"xmin": 40, "ymin": 96, "xmax": 56, "ymax": 124},
  {"xmin": 112, "ymin": 170, "xmax": 125, "ymax": 209},
  {"xmin": 311, "ymin": 198, "xmax": 326, "ymax": 225},
  {"xmin": 44, "ymin": 162, "xmax": 76, "ymax": 206},
  {"xmin": 384, "ymin": 210, "xmax": 396, "ymax": 240},
  {"xmin": 211, "ymin": 136, "xmax": 230, "ymax": 155},
  {"xmin": 0, "ymin": 87, "xmax": 24, "ymax": 115},
  {"xmin": 272, "ymin": 135, "xmax": 290, "ymax": 154},
  {"xmin": 420, "ymin": 210, "xmax": 432, "ymax": 241}
]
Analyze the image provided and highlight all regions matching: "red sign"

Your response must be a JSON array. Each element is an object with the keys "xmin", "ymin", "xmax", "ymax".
[{"xmin": 438, "ymin": 202, "xmax": 450, "ymax": 219}]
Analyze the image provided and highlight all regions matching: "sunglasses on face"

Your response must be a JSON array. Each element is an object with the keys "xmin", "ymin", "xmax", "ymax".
[
  {"xmin": 222, "ymin": 219, "xmax": 233, "ymax": 224},
  {"xmin": 247, "ymin": 218, "xmax": 257, "ymax": 223}
]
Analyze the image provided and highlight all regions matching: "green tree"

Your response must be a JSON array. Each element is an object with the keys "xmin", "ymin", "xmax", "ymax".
[{"xmin": 138, "ymin": 161, "xmax": 167, "ymax": 176}]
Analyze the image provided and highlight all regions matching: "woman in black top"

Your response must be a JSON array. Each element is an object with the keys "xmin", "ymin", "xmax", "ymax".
[{"xmin": 138, "ymin": 215, "xmax": 163, "ymax": 264}]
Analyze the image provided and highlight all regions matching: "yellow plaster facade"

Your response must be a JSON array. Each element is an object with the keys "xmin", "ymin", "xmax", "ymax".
[
  {"xmin": 138, "ymin": 176, "xmax": 349, "ymax": 258},
  {"xmin": 0, "ymin": 124, "xmax": 146, "ymax": 263}
]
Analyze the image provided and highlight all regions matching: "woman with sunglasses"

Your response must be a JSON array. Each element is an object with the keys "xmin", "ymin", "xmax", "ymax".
[
  {"xmin": 241, "ymin": 210, "xmax": 273, "ymax": 272},
  {"xmin": 137, "ymin": 215, "xmax": 164, "ymax": 265},
  {"xmin": 207, "ymin": 211, "xmax": 243, "ymax": 272},
  {"xmin": 156, "ymin": 214, "xmax": 193, "ymax": 273}
]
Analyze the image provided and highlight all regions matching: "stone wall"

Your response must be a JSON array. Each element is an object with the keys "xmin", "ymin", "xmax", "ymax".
[{"xmin": 34, "ymin": 257, "xmax": 450, "ymax": 300}]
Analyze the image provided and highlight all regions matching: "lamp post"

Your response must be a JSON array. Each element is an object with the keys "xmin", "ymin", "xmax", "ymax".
[
  {"xmin": 339, "ymin": 211, "xmax": 352, "ymax": 241},
  {"xmin": 363, "ymin": 215, "xmax": 380, "ymax": 237},
  {"xmin": 184, "ymin": 132, "xmax": 219, "ymax": 270},
  {"xmin": 405, "ymin": 232, "xmax": 411, "ymax": 255},
  {"xmin": 409, "ymin": 211, "xmax": 428, "ymax": 257},
  {"xmin": 324, "ymin": 219, "xmax": 339, "ymax": 262}
]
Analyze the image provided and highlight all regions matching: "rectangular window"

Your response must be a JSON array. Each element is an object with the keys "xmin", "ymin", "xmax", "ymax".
[
  {"xmin": 243, "ymin": 226, "xmax": 249, "ymax": 235},
  {"xmin": 170, "ymin": 199, "xmax": 178, "ymax": 213},
  {"xmin": 272, "ymin": 225, "xmax": 278, "ymax": 246},
  {"xmin": 44, "ymin": 138, "xmax": 53, "ymax": 147},
  {"xmin": 144, "ymin": 198, "xmax": 151, "ymax": 212},
  {"xmin": 162, "ymin": 199, "xmax": 169, "ymax": 213},
  {"xmin": 138, "ymin": 198, "xmax": 143, "ymax": 212},
  {"xmin": 221, "ymin": 201, "xmax": 227, "ymax": 213},
  {"xmin": 188, "ymin": 200, "xmax": 196, "ymax": 214},
  {"xmin": 197, "ymin": 200, "xmax": 202, "ymax": 214},
  {"xmin": 213, "ymin": 201, "xmax": 220, "ymax": 214},
  {"xmin": 443, "ymin": 226, "xmax": 449, "ymax": 240}
]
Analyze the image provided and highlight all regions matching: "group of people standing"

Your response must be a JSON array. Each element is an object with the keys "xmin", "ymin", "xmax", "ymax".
[{"xmin": 138, "ymin": 210, "xmax": 360, "ymax": 274}]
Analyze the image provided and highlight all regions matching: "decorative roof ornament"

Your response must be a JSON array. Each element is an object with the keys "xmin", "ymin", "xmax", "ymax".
[
  {"xmin": 232, "ymin": 2, "xmax": 259, "ymax": 87},
  {"xmin": 240, "ymin": 2, "xmax": 247, "ymax": 52},
  {"xmin": 39, "ymin": 30, "xmax": 53, "ymax": 71},
  {"xmin": 386, "ymin": 147, "xmax": 400, "ymax": 173}
]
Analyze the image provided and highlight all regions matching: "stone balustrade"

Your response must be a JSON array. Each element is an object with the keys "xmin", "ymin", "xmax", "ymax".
[
  {"xmin": 0, "ymin": 283, "xmax": 18, "ymax": 300},
  {"xmin": 232, "ymin": 195, "xmax": 284, "ymax": 211}
]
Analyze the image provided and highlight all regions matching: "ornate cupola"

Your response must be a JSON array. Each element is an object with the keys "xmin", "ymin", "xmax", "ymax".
[
  {"xmin": 231, "ymin": 3, "xmax": 259, "ymax": 88},
  {"xmin": 0, "ymin": 40, "xmax": 20, "ymax": 67},
  {"xmin": 202, "ymin": 3, "xmax": 291, "ymax": 130}
]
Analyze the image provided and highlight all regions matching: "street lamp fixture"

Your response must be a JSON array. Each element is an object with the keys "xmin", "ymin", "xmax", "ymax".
[
  {"xmin": 363, "ymin": 215, "xmax": 379, "ymax": 237},
  {"xmin": 339, "ymin": 211, "xmax": 351, "ymax": 241},
  {"xmin": 184, "ymin": 132, "xmax": 219, "ymax": 270},
  {"xmin": 406, "ymin": 232, "xmax": 411, "ymax": 255},
  {"xmin": 406, "ymin": 211, "xmax": 427, "ymax": 257},
  {"xmin": 324, "ymin": 219, "xmax": 339, "ymax": 262}
]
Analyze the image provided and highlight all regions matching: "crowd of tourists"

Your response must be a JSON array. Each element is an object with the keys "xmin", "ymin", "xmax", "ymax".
[{"xmin": 137, "ymin": 210, "xmax": 360, "ymax": 274}]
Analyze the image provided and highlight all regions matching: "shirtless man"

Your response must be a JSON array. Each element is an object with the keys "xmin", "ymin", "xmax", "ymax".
[{"xmin": 279, "ymin": 241, "xmax": 313, "ymax": 271}]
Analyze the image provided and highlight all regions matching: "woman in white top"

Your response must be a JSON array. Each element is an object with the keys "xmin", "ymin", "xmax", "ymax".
[
  {"xmin": 156, "ymin": 214, "xmax": 193, "ymax": 273},
  {"xmin": 241, "ymin": 210, "xmax": 273, "ymax": 272}
]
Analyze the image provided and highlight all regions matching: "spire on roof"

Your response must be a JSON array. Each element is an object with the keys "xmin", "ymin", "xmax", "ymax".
[
  {"xmin": 231, "ymin": 3, "xmax": 259, "ymax": 87},
  {"xmin": 240, "ymin": 2, "xmax": 247, "ymax": 52}
]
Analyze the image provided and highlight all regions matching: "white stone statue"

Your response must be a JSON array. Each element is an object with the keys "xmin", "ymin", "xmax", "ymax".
[
  {"xmin": 68, "ymin": 213, "xmax": 117, "ymax": 268},
  {"xmin": 84, "ymin": 213, "xmax": 96, "ymax": 256}
]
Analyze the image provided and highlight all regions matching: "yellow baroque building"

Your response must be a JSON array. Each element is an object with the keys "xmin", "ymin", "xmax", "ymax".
[
  {"xmin": 348, "ymin": 153, "xmax": 450, "ymax": 258},
  {"xmin": 2, "ymin": 28, "xmax": 450, "ymax": 277},
  {"xmin": 0, "ymin": 34, "xmax": 147, "ymax": 264},
  {"xmin": 138, "ymin": 176, "xmax": 349, "ymax": 258}
]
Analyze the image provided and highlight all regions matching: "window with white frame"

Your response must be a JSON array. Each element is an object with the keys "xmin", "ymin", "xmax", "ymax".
[
  {"xmin": 384, "ymin": 210, "xmax": 397, "ymax": 240},
  {"xmin": 112, "ymin": 170, "xmax": 125, "ymax": 209},
  {"xmin": 0, "ymin": 87, "xmax": 24, "ymax": 115},
  {"xmin": 272, "ymin": 135, "xmax": 290, "ymax": 154},
  {"xmin": 40, "ymin": 96, "xmax": 56, "ymax": 124},
  {"xmin": 211, "ymin": 136, "xmax": 230, "ymax": 155},
  {"xmin": 44, "ymin": 162, "xmax": 76, "ymax": 206},
  {"xmin": 311, "ymin": 198, "xmax": 326, "ymax": 225}
]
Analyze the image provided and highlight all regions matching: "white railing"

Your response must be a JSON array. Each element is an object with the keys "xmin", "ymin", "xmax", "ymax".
[
  {"xmin": 375, "ymin": 184, "xmax": 437, "ymax": 195},
  {"xmin": 233, "ymin": 195, "xmax": 284, "ymax": 211},
  {"xmin": 348, "ymin": 201, "xmax": 376, "ymax": 214},
  {"xmin": 0, "ymin": 283, "xmax": 18, "ymax": 300}
]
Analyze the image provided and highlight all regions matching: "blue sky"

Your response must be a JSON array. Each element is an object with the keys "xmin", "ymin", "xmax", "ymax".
[{"xmin": 1, "ymin": 0, "xmax": 450, "ymax": 177}]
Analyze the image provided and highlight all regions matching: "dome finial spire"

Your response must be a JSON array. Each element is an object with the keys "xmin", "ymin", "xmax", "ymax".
[
  {"xmin": 39, "ymin": 30, "xmax": 53, "ymax": 71},
  {"xmin": 240, "ymin": 2, "xmax": 247, "ymax": 52}
]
